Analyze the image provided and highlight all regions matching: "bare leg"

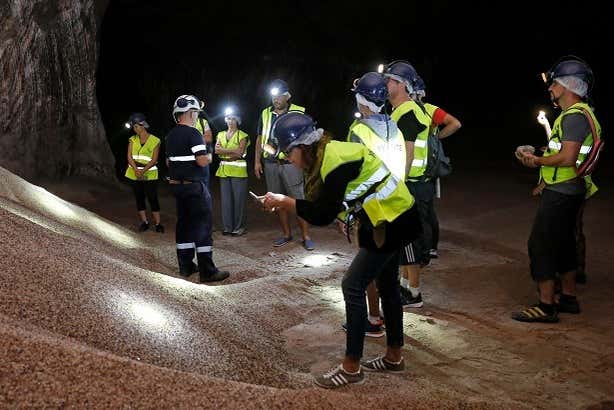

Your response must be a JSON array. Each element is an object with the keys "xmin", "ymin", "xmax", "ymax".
[
  {"xmin": 298, "ymin": 216, "xmax": 311, "ymax": 241},
  {"xmin": 277, "ymin": 209, "xmax": 291, "ymax": 237},
  {"xmin": 385, "ymin": 346, "xmax": 402, "ymax": 362},
  {"xmin": 342, "ymin": 356, "xmax": 360, "ymax": 373},
  {"xmin": 408, "ymin": 265, "xmax": 420, "ymax": 288},
  {"xmin": 137, "ymin": 210, "xmax": 147, "ymax": 223},
  {"xmin": 366, "ymin": 281, "xmax": 380, "ymax": 317},
  {"xmin": 560, "ymin": 270, "xmax": 576, "ymax": 296},
  {"xmin": 537, "ymin": 279, "xmax": 555, "ymax": 304},
  {"xmin": 152, "ymin": 211, "xmax": 161, "ymax": 225}
]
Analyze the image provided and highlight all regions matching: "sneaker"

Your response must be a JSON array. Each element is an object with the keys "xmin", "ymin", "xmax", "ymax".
[
  {"xmin": 313, "ymin": 365, "xmax": 364, "ymax": 389},
  {"xmin": 557, "ymin": 295, "xmax": 581, "ymax": 314},
  {"xmin": 273, "ymin": 236, "xmax": 292, "ymax": 247},
  {"xmin": 200, "ymin": 270, "xmax": 230, "ymax": 283},
  {"xmin": 302, "ymin": 238, "xmax": 315, "ymax": 251},
  {"xmin": 155, "ymin": 224, "xmax": 164, "ymax": 233},
  {"xmin": 403, "ymin": 292, "xmax": 423, "ymax": 308},
  {"xmin": 511, "ymin": 304, "xmax": 559, "ymax": 323},
  {"xmin": 342, "ymin": 319, "xmax": 385, "ymax": 338},
  {"xmin": 179, "ymin": 262, "xmax": 198, "ymax": 277},
  {"xmin": 138, "ymin": 221, "xmax": 149, "ymax": 232},
  {"xmin": 361, "ymin": 356, "xmax": 405, "ymax": 372},
  {"xmin": 429, "ymin": 249, "xmax": 439, "ymax": 259},
  {"xmin": 231, "ymin": 228, "xmax": 246, "ymax": 236},
  {"xmin": 222, "ymin": 231, "xmax": 232, "ymax": 236}
]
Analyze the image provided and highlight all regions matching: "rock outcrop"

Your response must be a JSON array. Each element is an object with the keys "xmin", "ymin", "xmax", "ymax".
[{"xmin": 0, "ymin": 0, "xmax": 111, "ymax": 180}]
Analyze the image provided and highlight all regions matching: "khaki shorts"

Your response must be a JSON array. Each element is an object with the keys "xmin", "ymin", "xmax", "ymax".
[{"xmin": 264, "ymin": 161, "xmax": 305, "ymax": 199}]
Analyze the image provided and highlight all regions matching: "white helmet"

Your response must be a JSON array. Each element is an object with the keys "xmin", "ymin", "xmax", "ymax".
[{"xmin": 172, "ymin": 94, "xmax": 202, "ymax": 118}]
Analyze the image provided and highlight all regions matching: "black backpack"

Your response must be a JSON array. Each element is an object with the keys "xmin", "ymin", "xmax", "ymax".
[{"xmin": 416, "ymin": 102, "xmax": 452, "ymax": 179}]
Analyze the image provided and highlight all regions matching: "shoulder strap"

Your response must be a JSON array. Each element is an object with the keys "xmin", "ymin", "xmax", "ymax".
[{"xmin": 579, "ymin": 107, "xmax": 600, "ymax": 142}]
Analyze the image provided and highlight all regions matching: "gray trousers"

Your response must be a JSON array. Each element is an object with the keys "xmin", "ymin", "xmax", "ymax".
[{"xmin": 219, "ymin": 177, "xmax": 247, "ymax": 233}]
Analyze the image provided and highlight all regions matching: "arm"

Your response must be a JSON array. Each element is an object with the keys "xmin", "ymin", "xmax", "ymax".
[
  {"xmin": 405, "ymin": 141, "xmax": 415, "ymax": 176},
  {"xmin": 437, "ymin": 111, "xmax": 461, "ymax": 139},
  {"xmin": 126, "ymin": 140, "xmax": 138, "ymax": 170},
  {"xmin": 254, "ymin": 134, "xmax": 263, "ymax": 178},
  {"xmin": 522, "ymin": 142, "xmax": 582, "ymax": 168},
  {"xmin": 203, "ymin": 129, "xmax": 213, "ymax": 144},
  {"xmin": 141, "ymin": 142, "xmax": 160, "ymax": 172}
]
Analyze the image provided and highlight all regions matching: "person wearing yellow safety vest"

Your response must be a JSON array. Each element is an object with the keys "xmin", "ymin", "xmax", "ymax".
[
  {"xmin": 254, "ymin": 79, "xmax": 314, "ymax": 250},
  {"xmin": 124, "ymin": 113, "xmax": 163, "ymax": 233},
  {"xmin": 342, "ymin": 71, "xmax": 409, "ymax": 339},
  {"xmin": 214, "ymin": 108, "xmax": 250, "ymax": 236},
  {"xmin": 384, "ymin": 60, "xmax": 433, "ymax": 309},
  {"xmin": 261, "ymin": 112, "xmax": 420, "ymax": 389},
  {"xmin": 194, "ymin": 99, "xmax": 214, "ymax": 190},
  {"xmin": 513, "ymin": 56, "xmax": 600, "ymax": 323},
  {"xmin": 412, "ymin": 75, "xmax": 462, "ymax": 259}
]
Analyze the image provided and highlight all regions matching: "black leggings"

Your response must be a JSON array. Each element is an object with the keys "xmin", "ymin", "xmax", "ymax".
[{"xmin": 132, "ymin": 180, "xmax": 160, "ymax": 212}]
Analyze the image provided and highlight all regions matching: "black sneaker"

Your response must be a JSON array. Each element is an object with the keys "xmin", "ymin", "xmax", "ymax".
[
  {"xmin": 313, "ymin": 365, "xmax": 364, "ymax": 389},
  {"xmin": 342, "ymin": 319, "xmax": 385, "ymax": 338},
  {"xmin": 404, "ymin": 292, "xmax": 423, "ymax": 308},
  {"xmin": 155, "ymin": 224, "xmax": 164, "ymax": 233},
  {"xmin": 511, "ymin": 304, "xmax": 559, "ymax": 323},
  {"xmin": 361, "ymin": 356, "xmax": 405, "ymax": 372},
  {"xmin": 557, "ymin": 295, "xmax": 581, "ymax": 314},
  {"xmin": 429, "ymin": 249, "xmax": 439, "ymax": 259},
  {"xmin": 138, "ymin": 221, "xmax": 149, "ymax": 232},
  {"xmin": 200, "ymin": 270, "xmax": 230, "ymax": 283}
]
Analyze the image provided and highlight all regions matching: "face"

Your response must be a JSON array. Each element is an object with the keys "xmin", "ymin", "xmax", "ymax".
[
  {"xmin": 225, "ymin": 118, "xmax": 238, "ymax": 128},
  {"xmin": 272, "ymin": 94, "xmax": 289, "ymax": 110},
  {"xmin": 285, "ymin": 146, "xmax": 306, "ymax": 169},
  {"xmin": 548, "ymin": 81, "xmax": 565, "ymax": 105},
  {"xmin": 385, "ymin": 77, "xmax": 404, "ymax": 100}
]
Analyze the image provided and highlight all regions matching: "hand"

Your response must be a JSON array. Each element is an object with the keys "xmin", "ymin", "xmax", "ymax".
[
  {"xmin": 254, "ymin": 161, "xmax": 263, "ymax": 179},
  {"xmin": 336, "ymin": 220, "xmax": 347, "ymax": 236},
  {"xmin": 263, "ymin": 192, "xmax": 285, "ymax": 212},
  {"xmin": 135, "ymin": 169, "xmax": 144, "ymax": 180},
  {"xmin": 531, "ymin": 182, "xmax": 545, "ymax": 196},
  {"xmin": 519, "ymin": 153, "xmax": 540, "ymax": 168},
  {"xmin": 215, "ymin": 141, "xmax": 222, "ymax": 150}
]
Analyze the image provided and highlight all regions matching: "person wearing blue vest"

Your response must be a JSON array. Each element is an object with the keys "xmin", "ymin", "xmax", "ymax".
[
  {"xmin": 512, "ymin": 57, "xmax": 600, "ymax": 323},
  {"xmin": 261, "ymin": 112, "xmax": 420, "ymax": 389},
  {"xmin": 124, "ymin": 113, "xmax": 163, "ymax": 233},
  {"xmin": 165, "ymin": 94, "xmax": 230, "ymax": 283},
  {"xmin": 254, "ymin": 79, "xmax": 314, "ymax": 250},
  {"xmin": 215, "ymin": 107, "xmax": 250, "ymax": 236},
  {"xmin": 384, "ymin": 60, "xmax": 433, "ymax": 309}
]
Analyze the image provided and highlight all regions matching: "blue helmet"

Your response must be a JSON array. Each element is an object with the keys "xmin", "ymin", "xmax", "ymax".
[
  {"xmin": 270, "ymin": 79, "xmax": 290, "ymax": 96},
  {"xmin": 351, "ymin": 72, "xmax": 388, "ymax": 105},
  {"xmin": 384, "ymin": 60, "xmax": 418, "ymax": 91},
  {"xmin": 127, "ymin": 112, "xmax": 149, "ymax": 128},
  {"xmin": 414, "ymin": 75, "xmax": 426, "ymax": 93},
  {"xmin": 542, "ymin": 56, "xmax": 594, "ymax": 89},
  {"xmin": 270, "ymin": 112, "xmax": 316, "ymax": 153}
]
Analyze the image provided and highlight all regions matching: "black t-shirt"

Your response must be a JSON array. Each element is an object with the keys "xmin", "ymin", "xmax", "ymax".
[
  {"xmin": 165, "ymin": 124, "xmax": 208, "ymax": 181},
  {"xmin": 296, "ymin": 160, "xmax": 420, "ymax": 252},
  {"xmin": 396, "ymin": 110, "xmax": 426, "ymax": 142}
]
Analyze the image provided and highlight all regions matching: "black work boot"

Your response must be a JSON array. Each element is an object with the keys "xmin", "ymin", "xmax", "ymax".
[{"xmin": 200, "ymin": 270, "xmax": 230, "ymax": 283}]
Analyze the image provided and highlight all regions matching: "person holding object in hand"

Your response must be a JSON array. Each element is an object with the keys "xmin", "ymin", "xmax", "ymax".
[{"xmin": 261, "ymin": 112, "xmax": 420, "ymax": 389}]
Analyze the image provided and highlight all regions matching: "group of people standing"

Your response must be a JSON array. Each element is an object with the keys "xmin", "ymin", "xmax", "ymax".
[{"xmin": 121, "ymin": 55, "xmax": 600, "ymax": 389}]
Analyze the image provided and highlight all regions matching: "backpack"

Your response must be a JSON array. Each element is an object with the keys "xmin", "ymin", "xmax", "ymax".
[
  {"xmin": 576, "ymin": 107, "xmax": 604, "ymax": 178},
  {"xmin": 424, "ymin": 131, "xmax": 452, "ymax": 179},
  {"xmin": 416, "ymin": 101, "xmax": 452, "ymax": 179}
]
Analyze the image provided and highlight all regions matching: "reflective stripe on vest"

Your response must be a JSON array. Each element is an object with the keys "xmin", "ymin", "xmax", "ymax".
[
  {"xmin": 260, "ymin": 104, "xmax": 305, "ymax": 158},
  {"xmin": 390, "ymin": 100, "xmax": 431, "ymax": 180},
  {"xmin": 540, "ymin": 102, "xmax": 601, "ymax": 184},
  {"xmin": 216, "ymin": 129, "xmax": 250, "ymax": 178},
  {"xmin": 125, "ymin": 134, "xmax": 160, "ymax": 181},
  {"xmin": 320, "ymin": 141, "xmax": 414, "ymax": 227},
  {"xmin": 347, "ymin": 120, "xmax": 406, "ymax": 180}
]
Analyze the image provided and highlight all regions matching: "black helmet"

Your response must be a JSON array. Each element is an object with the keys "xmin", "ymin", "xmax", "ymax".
[{"xmin": 542, "ymin": 55, "xmax": 594, "ymax": 90}]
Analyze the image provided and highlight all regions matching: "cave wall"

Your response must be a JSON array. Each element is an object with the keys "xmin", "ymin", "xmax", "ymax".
[{"xmin": 0, "ymin": 0, "xmax": 111, "ymax": 180}]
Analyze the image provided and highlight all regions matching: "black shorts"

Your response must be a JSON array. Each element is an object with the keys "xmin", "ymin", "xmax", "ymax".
[{"xmin": 528, "ymin": 189, "xmax": 584, "ymax": 282}]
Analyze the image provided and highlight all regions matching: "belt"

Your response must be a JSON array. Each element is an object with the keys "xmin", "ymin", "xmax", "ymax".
[{"xmin": 168, "ymin": 179, "xmax": 194, "ymax": 184}]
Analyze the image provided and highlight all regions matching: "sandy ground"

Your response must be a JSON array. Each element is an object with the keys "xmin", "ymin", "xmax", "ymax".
[{"xmin": 1, "ymin": 161, "xmax": 614, "ymax": 409}]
